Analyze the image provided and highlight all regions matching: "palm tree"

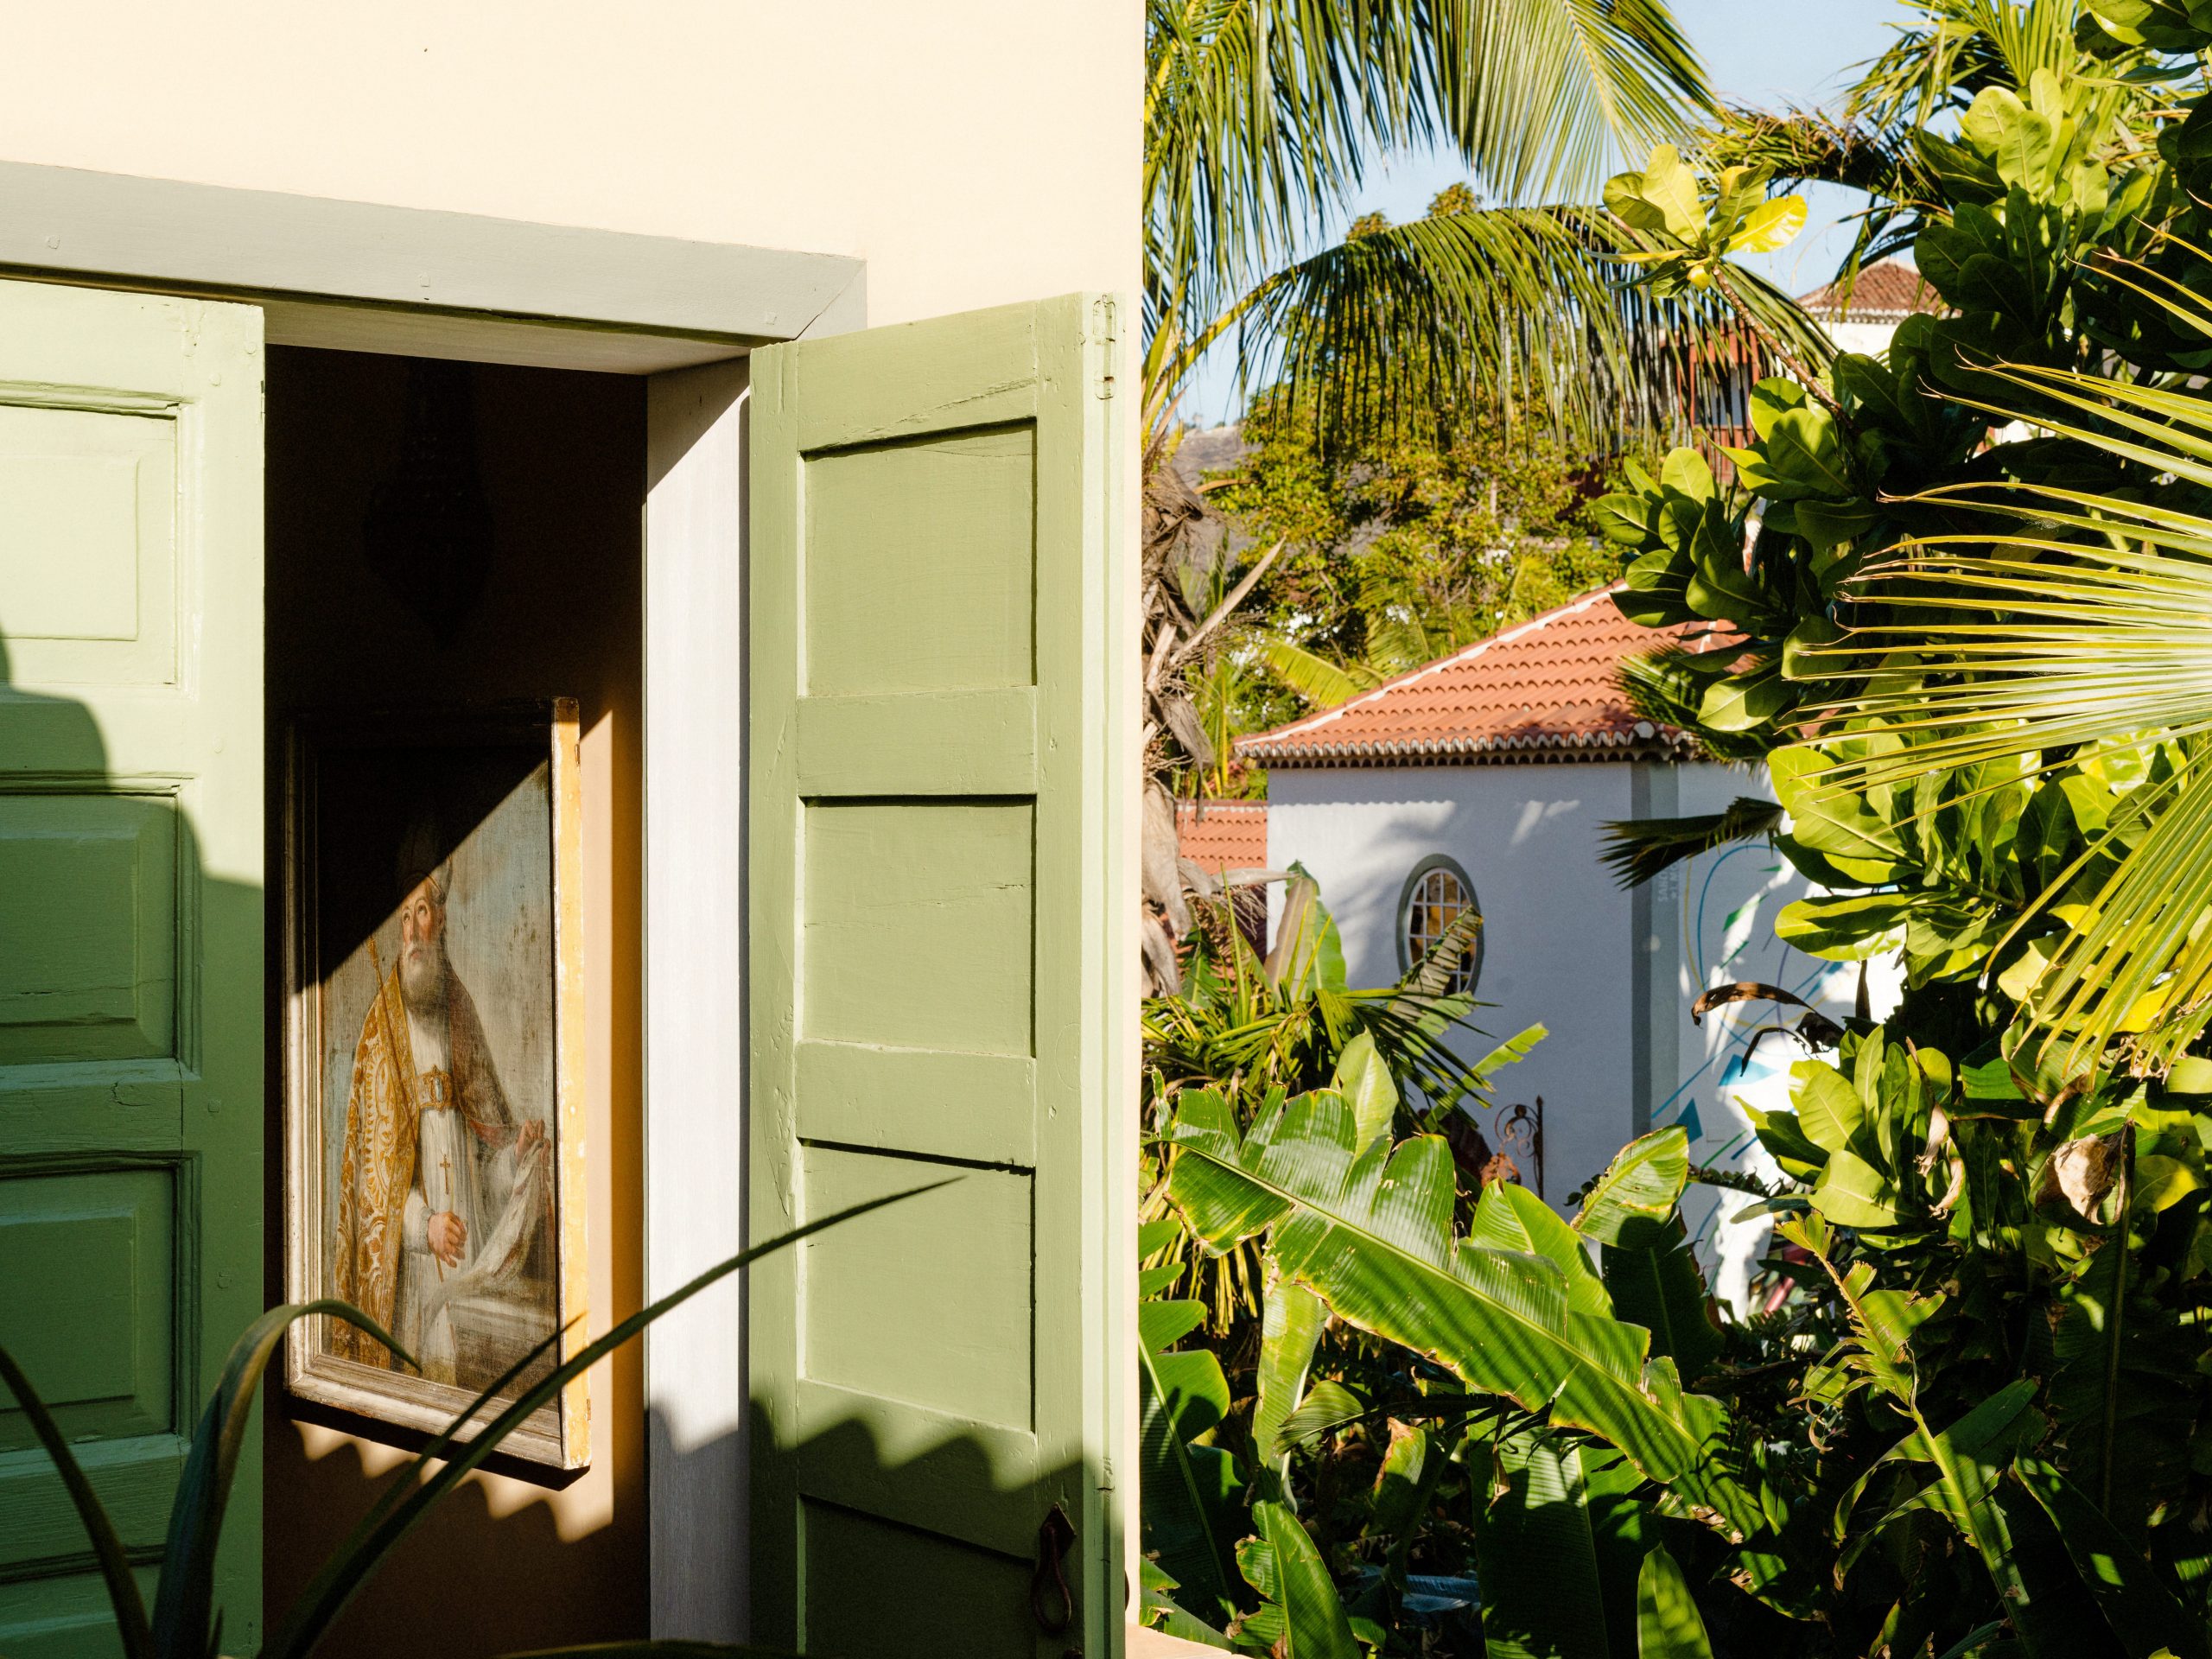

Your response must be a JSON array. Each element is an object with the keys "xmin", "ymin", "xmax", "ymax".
[{"xmin": 1136, "ymin": 0, "xmax": 1824, "ymax": 987}]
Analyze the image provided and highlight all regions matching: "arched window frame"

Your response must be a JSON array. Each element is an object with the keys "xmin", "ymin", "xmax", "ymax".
[{"xmin": 1395, "ymin": 853, "xmax": 1482, "ymax": 993}]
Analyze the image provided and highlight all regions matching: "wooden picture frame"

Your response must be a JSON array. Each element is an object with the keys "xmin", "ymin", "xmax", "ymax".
[{"xmin": 283, "ymin": 700, "xmax": 588, "ymax": 1470}]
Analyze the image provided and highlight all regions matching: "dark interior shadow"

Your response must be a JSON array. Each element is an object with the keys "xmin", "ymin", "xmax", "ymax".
[{"xmin": 257, "ymin": 348, "xmax": 650, "ymax": 1657}]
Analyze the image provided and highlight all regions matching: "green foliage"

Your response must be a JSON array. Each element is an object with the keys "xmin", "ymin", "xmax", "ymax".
[
  {"xmin": 1203, "ymin": 376, "xmax": 1628, "ymax": 724},
  {"xmin": 1147, "ymin": 1022, "xmax": 2212, "ymax": 1656},
  {"xmin": 1144, "ymin": 0, "xmax": 1768, "ymax": 460},
  {"xmin": 1605, "ymin": 143, "xmax": 1807, "ymax": 296},
  {"xmin": 1594, "ymin": 0, "xmax": 2212, "ymax": 1071},
  {"xmin": 3, "ymin": 1190, "xmax": 930, "ymax": 1659},
  {"xmin": 1145, "ymin": 12, "xmax": 2212, "ymax": 1649}
]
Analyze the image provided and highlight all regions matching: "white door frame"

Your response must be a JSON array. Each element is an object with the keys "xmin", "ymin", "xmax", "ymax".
[{"xmin": 0, "ymin": 157, "xmax": 855, "ymax": 1643}]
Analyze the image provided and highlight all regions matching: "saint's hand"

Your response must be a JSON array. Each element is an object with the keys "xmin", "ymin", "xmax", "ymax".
[
  {"xmin": 429, "ymin": 1211, "xmax": 467, "ymax": 1268},
  {"xmin": 516, "ymin": 1119, "xmax": 547, "ymax": 1162}
]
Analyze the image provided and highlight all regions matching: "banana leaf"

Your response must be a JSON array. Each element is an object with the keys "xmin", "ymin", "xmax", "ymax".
[
  {"xmin": 2012, "ymin": 1458, "xmax": 2207, "ymax": 1659},
  {"xmin": 1635, "ymin": 1544, "xmax": 1715, "ymax": 1658},
  {"xmin": 1471, "ymin": 1429, "xmax": 1649, "ymax": 1659},
  {"xmin": 1253, "ymin": 1254, "xmax": 1327, "ymax": 1475},
  {"xmin": 1241, "ymin": 1502, "xmax": 1359, "ymax": 1659},
  {"xmin": 1602, "ymin": 1218, "xmax": 1723, "ymax": 1383},
  {"xmin": 1140, "ymin": 1294, "xmax": 1247, "ymax": 1624},
  {"xmin": 1575, "ymin": 1128, "xmax": 1690, "ymax": 1248},
  {"xmin": 1166, "ymin": 1090, "xmax": 1759, "ymax": 1535}
]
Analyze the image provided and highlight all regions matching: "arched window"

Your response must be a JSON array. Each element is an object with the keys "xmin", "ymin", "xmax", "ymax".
[{"xmin": 1397, "ymin": 855, "xmax": 1481, "ymax": 993}]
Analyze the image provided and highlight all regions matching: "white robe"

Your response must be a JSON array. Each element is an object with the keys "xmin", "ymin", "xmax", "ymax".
[{"xmin": 394, "ymin": 1006, "xmax": 524, "ymax": 1385}]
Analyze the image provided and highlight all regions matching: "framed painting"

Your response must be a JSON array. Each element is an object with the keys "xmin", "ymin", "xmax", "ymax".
[{"xmin": 283, "ymin": 700, "xmax": 588, "ymax": 1469}]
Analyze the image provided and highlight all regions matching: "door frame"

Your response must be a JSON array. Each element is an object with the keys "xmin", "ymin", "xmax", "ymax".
[{"xmin": 0, "ymin": 157, "xmax": 856, "ymax": 1642}]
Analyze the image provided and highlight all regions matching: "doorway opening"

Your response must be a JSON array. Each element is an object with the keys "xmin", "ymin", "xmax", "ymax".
[{"xmin": 259, "ymin": 345, "xmax": 653, "ymax": 1656}]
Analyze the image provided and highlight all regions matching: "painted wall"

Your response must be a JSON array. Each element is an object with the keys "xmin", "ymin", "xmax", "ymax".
[
  {"xmin": 1267, "ymin": 761, "xmax": 1644, "ymax": 1203},
  {"xmin": 1268, "ymin": 758, "xmax": 1889, "ymax": 1307},
  {"xmin": 0, "ymin": 2, "xmax": 1141, "ymax": 327},
  {"xmin": 263, "ymin": 347, "xmax": 647, "ymax": 1656}
]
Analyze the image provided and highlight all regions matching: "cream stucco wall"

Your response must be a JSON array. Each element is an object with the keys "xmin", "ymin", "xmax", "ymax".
[{"xmin": 3, "ymin": 0, "xmax": 1141, "ymax": 327}]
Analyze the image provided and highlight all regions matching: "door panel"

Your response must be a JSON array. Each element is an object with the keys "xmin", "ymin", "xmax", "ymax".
[
  {"xmin": 0, "ymin": 281, "xmax": 264, "ymax": 1659},
  {"xmin": 749, "ymin": 294, "xmax": 1129, "ymax": 1656}
]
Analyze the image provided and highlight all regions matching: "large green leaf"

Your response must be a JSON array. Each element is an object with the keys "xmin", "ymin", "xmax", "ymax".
[
  {"xmin": 2047, "ymin": 1224, "xmax": 2196, "ymax": 1541},
  {"xmin": 1331, "ymin": 1028, "xmax": 1398, "ymax": 1148},
  {"xmin": 1602, "ymin": 1219, "xmax": 1723, "ymax": 1383},
  {"xmin": 1470, "ymin": 1180, "xmax": 1611, "ymax": 1317},
  {"xmin": 1253, "ymin": 1253, "xmax": 1328, "ymax": 1471},
  {"xmin": 1472, "ymin": 1432, "xmax": 1649, "ymax": 1659},
  {"xmin": 1790, "ymin": 1060, "xmax": 1867, "ymax": 1156},
  {"xmin": 1141, "ymin": 1294, "xmax": 1247, "ymax": 1624},
  {"xmin": 2012, "ymin": 1458, "xmax": 2209, "ymax": 1659},
  {"xmin": 1808, "ymin": 1147, "xmax": 1905, "ymax": 1231},
  {"xmin": 1635, "ymin": 1544, "xmax": 1715, "ymax": 1658},
  {"xmin": 1575, "ymin": 1128, "xmax": 1690, "ymax": 1247},
  {"xmin": 1166, "ymin": 1092, "xmax": 1758, "ymax": 1534},
  {"xmin": 1238, "ymin": 1503, "xmax": 1360, "ymax": 1659}
]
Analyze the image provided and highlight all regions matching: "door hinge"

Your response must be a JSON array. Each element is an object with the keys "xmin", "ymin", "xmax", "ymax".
[{"xmin": 1093, "ymin": 296, "xmax": 1117, "ymax": 400}]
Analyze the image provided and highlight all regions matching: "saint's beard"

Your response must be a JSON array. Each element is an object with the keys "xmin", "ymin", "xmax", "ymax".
[{"xmin": 399, "ymin": 934, "xmax": 452, "ymax": 1024}]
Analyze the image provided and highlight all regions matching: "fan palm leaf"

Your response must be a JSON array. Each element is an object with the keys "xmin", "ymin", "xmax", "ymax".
[{"xmin": 1806, "ymin": 325, "xmax": 2212, "ymax": 1070}]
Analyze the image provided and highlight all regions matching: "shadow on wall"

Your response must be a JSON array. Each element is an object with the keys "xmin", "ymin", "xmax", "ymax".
[
  {"xmin": 271, "ymin": 1403, "xmax": 1098, "ymax": 1657},
  {"xmin": 0, "ymin": 633, "xmax": 271, "ymax": 1654}
]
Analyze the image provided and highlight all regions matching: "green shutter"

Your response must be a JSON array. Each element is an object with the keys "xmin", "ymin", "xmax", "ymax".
[
  {"xmin": 0, "ymin": 283, "xmax": 265, "ymax": 1655},
  {"xmin": 748, "ymin": 295, "xmax": 1131, "ymax": 1656}
]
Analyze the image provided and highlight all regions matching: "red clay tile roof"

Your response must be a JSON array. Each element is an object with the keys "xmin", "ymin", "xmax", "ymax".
[
  {"xmin": 1236, "ymin": 588, "xmax": 1701, "ymax": 767},
  {"xmin": 1799, "ymin": 257, "xmax": 1942, "ymax": 321},
  {"xmin": 1176, "ymin": 799, "xmax": 1268, "ymax": 870}
]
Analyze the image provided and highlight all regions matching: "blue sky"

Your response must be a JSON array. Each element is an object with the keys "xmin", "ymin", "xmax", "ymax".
[{"xmin": 1180, "ymin": 0, "xmax": 1910, "ymax": 423}]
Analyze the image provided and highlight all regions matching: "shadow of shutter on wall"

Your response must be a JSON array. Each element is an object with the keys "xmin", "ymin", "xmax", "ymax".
[
  {"xmin": 748, "ymin": 295, "xmax": 1130, "ymax": 1657},
  {"xmin": 0, "ymin": 282, "xmax": 265, "ymax": 1657}
]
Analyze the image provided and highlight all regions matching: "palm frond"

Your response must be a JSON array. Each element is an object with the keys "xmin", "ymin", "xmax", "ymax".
[
  {"xmin": 1847, "ymin": 0, "xmax": 2171, "ymax": 136},
  {"xmin": 1807, "ymin": 345, "xmax": 2212, "ymax": 1069},
  {"xmin": 1599, "ymin": 796, "xmax": 1784, "ymax": 889},
  {"xmin": 1258, "ymin": 637, "xmax": 1382, "ymax": 708},
  {"xmin": 1209, "ymin": 204, "xmax": 1824, "ymax": 454},
  {"xmin": 1618, "ymin": 645, "xmax": 1771, "ymax": 763},
  {"xmin": 1145, "ymin": 0, "xmax": 1713, "ymax": 335}
]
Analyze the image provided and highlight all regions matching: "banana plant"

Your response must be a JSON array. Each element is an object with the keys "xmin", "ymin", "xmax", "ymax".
[
  {"xmin": 1, "ymin": 1186, "xmax": 936, "ymax": 1659},
  {"xmin": 1163, "ymin": 1090, "xmax": 1760, "ymax": 1538}
]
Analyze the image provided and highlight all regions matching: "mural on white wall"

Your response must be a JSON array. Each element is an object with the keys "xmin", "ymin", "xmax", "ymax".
[{"xmin": 1654, "ymin": 839, "xmax": 1901, "ymax": 1315}]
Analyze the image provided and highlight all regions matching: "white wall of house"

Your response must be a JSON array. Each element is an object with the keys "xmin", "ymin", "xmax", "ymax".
[
  {"xmin": 1828, "ymin": 319, "xmax": 1903, "ymax": 357},
  {"xmin": 1269, "ymin": 760, "xmax": 1642, "ymax": 1202},
  {"xmin": 3, "ymin": 2, "xmax": 1142, "ymax": 327},
  {"xmin": 1269, "ymin": 757, "xmax": 1883, "ymax": 1304}
]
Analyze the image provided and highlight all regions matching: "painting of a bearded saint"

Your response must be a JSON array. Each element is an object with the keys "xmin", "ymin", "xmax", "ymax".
[{"xmin": 285, "ymin": 710, "xmax": 584, "ymax": 1466}]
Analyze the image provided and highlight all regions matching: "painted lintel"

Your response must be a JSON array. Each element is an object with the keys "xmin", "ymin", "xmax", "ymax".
[{"xmin": 0, "ymin": 159, "xmax": 864, "ymax": 362}]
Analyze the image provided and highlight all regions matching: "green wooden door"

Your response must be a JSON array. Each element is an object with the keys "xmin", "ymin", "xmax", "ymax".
[
  {"xmin": 749, "ymin": 295, "xmax": 1131, "ymax": 1656},
  {"xmin": 0, "ymin": 282, "xmax": 264, "ymax": 1657}
]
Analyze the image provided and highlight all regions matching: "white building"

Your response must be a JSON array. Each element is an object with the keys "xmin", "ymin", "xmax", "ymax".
[{"xmin": 1239, "ymin": 589, "xmax": 1874, "ymax": 1303}]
